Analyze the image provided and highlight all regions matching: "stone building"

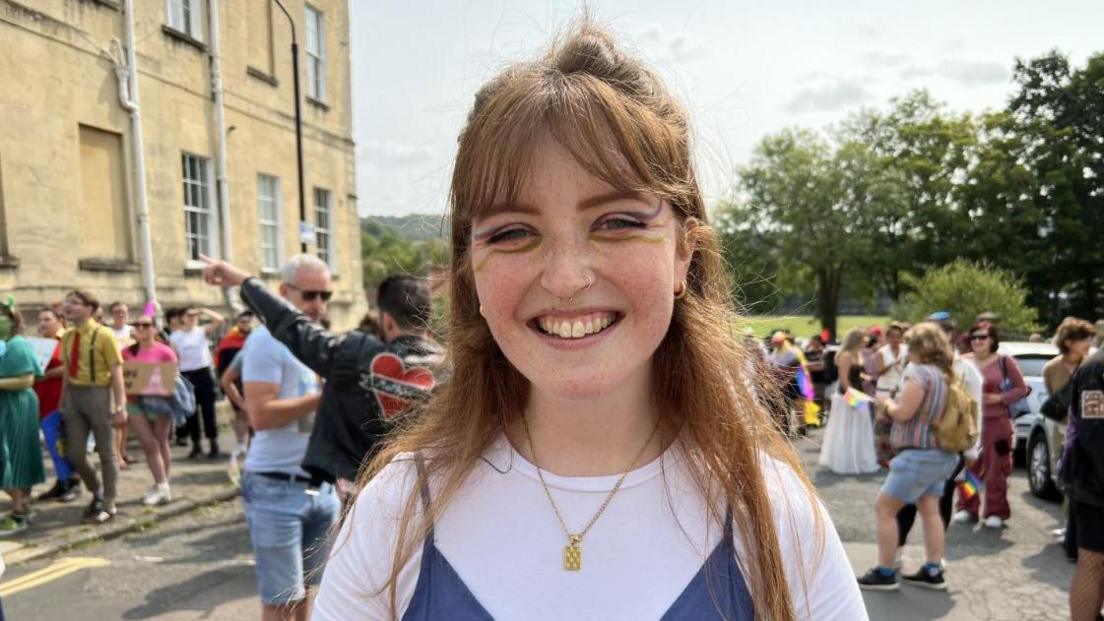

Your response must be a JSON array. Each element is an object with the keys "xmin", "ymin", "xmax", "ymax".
[{"xmin": 0, "ymin": 0, "xmax": 364, "ymax": 327}]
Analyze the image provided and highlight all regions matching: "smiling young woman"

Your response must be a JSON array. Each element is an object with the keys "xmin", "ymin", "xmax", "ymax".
[{"xmin": 314, "ymin": 22, "xmax": 864, "ymax": 621}]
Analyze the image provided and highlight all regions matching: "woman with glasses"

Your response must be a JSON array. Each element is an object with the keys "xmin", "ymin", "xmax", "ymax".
[
  {"xmin": 122, "ymin": 316, "xmax": 179, "ymax": 506},
  {"xmin": 311, "ymin": 22, "xmax": 864, "ymax": 621},
  {"xmin": 952, "ymin": 322, "xmax": 1028, "ymax": 529}
]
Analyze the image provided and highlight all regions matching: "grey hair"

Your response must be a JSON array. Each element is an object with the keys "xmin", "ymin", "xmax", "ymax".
[{"xmin": 280, "ymin": 254, "xmax": 329, "ymax": 285}]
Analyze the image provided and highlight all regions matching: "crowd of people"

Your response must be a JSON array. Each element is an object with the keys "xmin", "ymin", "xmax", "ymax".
[
  {"xmin": 1, "ymin": 19, "xmax": 1101, "ymax": 621},
  {"xmin": 762, "ymin": 313, "xmax": 1104, "ymax": 618}
]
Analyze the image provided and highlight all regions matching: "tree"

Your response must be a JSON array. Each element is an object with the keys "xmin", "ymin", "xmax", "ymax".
[
  {"xmin": 737, "ymin": 129, "xmax": 861, "ymax": 338},
  {"xmin": 892, "ymin": 260, "xmax": 1040, "ymax": 336},
  {"xmin": 1002, "ymin": 51, "xmax": 1104, "ymax": 325},
  {"xmin": 360, "ymin": 217, "xmax": 448, "ymax": 291}
]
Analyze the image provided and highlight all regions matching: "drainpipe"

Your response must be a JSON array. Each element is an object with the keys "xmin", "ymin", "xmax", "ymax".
[
  {"xmin": 208, "ymin": 0, "xmax": 243, "ymax": 313},
  {"xmin": 116, "ymin": 0, "xmax": 157, "ymax": 307}
]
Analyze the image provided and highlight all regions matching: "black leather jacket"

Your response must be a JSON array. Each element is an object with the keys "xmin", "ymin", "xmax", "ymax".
[
  {"xmin": 1064, "ymin": 349, "xmax": 1104, "ymax": 507},
  {"xmin": 239, "ymin": 278, "xmax": 443, "ymax": 483}
]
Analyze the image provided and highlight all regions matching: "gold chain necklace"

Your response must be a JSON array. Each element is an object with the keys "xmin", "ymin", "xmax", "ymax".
[{"xmin": 521, "ymin": 416, "xmax": 660, "ymax": 571}]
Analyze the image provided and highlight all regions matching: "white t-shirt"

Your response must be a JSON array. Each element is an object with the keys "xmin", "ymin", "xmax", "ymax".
[
  {"xmin": 111, "ymin": 325, "xmax": 134, "ymax": 348},
  {"xmin": 314, "ymin": 436, "xmax": 866, "ymax": 621},
  {"xmin": 169, "ymin": 326, "xmax": 213, "ymax": 372},
  {"xmin": 953, "ymin": 356, "xmax": 985, "ymax": 457},
  {"xmin": 240, "ymin": 326, "xmax": 319, "ymax": 475},
  {"xmin": 876, "ymin": 345, "xmax": 909, "ymax": 392}
]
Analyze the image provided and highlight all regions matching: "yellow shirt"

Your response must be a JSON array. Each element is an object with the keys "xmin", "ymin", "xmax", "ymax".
[{"xmin": 60, "ymin": 320, "xmax": 122, "ymax": 386}]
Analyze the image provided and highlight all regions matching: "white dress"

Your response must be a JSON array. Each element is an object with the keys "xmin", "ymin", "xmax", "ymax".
[{"xmin": 818, "ymin": 389, "xmax": 880, "ymax": 474}]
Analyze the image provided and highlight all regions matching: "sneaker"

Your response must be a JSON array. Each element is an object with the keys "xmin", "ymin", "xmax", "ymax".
[
  {"xmin": 187, "ymin": 445, "xmax": 204, "ymax": 460},
  {"xmin": 952, "ymin": 510, "xmax": 977, "ymax": 524},
  {"xmin": 142, "ymin": 483, "xmax": 172, "ymax": 507},
  {"xmin": 983, "ymin": 516, "xmax": 1003, "ymax": 529},
  {"xmin": 0, "ymin": 513, "xmax": 29, "ymax": 537},
  {"xmin": 857, "ymin": 567, "xmax": 899, "ymax": 591},
  {"xmin": 207, "ymin": 439, "xmax": 222, "ymax": 460},
  {"xmin": 84, "ymin": 498, "xmax": 113, "ymax": 525},
  {"xmin": 902, "ymin": 565, "xmax": 947, "ymax": 590},
  {"xmin": 36, "ymin": 480, "xmax": 67, "ymax": 502},
  {"xmin": 59, "ymin": 479, "xmax": 82, "ymax": 503}
]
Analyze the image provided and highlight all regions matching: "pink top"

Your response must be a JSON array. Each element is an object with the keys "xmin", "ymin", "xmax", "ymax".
[
  {"xmin": 122, "ymin": 342, "xmax": 178, "ymax": 364},
  {"xmin": 973, "ymin": 354, "xmax": 1029, "ymax": 419}
]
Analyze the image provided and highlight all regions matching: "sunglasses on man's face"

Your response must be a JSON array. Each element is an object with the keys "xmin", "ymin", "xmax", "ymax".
[
  {"xmin": 969, "ymin": 334, "xmax": 989, "ymax": 341},
  {"xmin": 288, "ymin": 284, "xmax": 333, "ymax": 302},
  {"xmin": 135, "ymin": 322, "xmax": 155, "ymax": 329}
]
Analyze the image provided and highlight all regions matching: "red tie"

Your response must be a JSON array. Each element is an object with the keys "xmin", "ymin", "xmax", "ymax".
[{"xmin": 67, "ymin": 331, "xmax": 81, "ymax": 379}]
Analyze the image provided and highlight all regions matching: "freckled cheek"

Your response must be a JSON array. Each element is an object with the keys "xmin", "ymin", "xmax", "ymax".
[{"xmin": 473, "ymin": 259, "xmax": 535, "ymax": 328}]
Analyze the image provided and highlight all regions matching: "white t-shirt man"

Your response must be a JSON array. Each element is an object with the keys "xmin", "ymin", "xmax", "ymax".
[
  {"xmin": 111, "ymin": 324, "xmax": 134, "ymax": 348},
  {"xmin": 314, "ymin": 437, "xmax": 867, "ymax": 620},
  {"xmin": 170, "ymin": 326, "xmax": 214, "ymax": 372},
  {"xmin": 240, "ymin": 326, "xmax": 320, "ymax": 476}
]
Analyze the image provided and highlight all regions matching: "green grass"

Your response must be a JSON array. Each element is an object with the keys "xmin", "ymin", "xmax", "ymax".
[{"xmin": 739, "ymin": 315, "xmax": 890, "ymax": 339}]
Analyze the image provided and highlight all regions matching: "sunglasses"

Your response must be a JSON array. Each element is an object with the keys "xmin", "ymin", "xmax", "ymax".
[
  {"xmin": 135, "ymin": 322, "xmax": 155, "ymax": 329},
  {"xmin": 969, "ymin": 334, "xmax": 989, "ymax": 341},
  {"xmin": 288, "ymin": 284, "xmax": 333, "ymax": 302}
]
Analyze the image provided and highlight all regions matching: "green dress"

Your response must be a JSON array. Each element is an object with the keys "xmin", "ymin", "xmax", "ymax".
[{"xmin": 0, "ymin": 336, "xmax": 46, "ymax": 489}]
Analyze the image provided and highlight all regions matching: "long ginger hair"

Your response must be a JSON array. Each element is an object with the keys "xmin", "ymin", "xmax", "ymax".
[{"xmin": 353, "ymin": 22, "xmax": 820, "ymax": 620}]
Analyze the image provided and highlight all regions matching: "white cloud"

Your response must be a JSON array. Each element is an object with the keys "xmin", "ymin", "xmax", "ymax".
[
  {"xmin": 357, "ymin": 141, "xmax": 437, "ymax": 170},
  {"xmin": 939, "ymin": 59, "xmax": 1010, "ymax": 86},
  {"xmin": 860, "ymin": 50, "xmax": 911, "ymax": 67},
  {"xmin": 784, "ymin": 79, "xmax": 875, "ymax": 114}
]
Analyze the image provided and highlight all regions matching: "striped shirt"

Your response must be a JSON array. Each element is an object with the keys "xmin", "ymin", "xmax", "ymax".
[{"xmin": 889, "ymin": 364, "xmax": 947, "ymax": 450}]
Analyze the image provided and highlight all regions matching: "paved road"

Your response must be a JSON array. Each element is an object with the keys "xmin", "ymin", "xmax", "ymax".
[
  {"xmin": 1, "ymin": 500, "xmax": 256, "ymax": 620},
  {"xmin": 794, "ymin": 429, "xmax": 1073, "ymax": 621},
  {"xmin": 0, "ymin": 432, "xmax": 1076, "ymax": 621}
]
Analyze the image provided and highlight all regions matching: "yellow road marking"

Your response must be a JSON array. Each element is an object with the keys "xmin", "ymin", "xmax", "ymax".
[{"xmin": 0, "ymin": 557, "xmax": 110, "ymax": 597}]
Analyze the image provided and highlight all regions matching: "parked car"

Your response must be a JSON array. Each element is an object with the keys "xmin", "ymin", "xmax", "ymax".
[{"xmin": 1000, "ymin": 341, "xmax": 1058, "ymax": 456}]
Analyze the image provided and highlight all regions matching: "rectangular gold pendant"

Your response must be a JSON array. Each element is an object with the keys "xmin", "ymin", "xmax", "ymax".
[{"xmin": 563, "ymin": 540, "xmax": 582, "ymax": 571}]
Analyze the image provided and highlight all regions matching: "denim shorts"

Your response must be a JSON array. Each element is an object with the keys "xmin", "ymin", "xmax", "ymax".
[
  {"xmin": 882, "ymin": 449, "xmax": 959, "ymax": 504},
  {"xmin": 241, "ymin": 471, "xmax": 340, "ymax": 606}
]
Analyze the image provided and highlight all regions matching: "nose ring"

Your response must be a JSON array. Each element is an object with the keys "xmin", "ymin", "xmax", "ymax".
[{"xmin": 560, "ymin": 274, "xmax": 593, "ymax": 305}]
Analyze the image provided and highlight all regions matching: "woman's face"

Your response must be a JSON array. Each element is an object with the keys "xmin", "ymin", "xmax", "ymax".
[
  {"xmin": 969, "ymin": 330, "xmax": 993, "ymax": 355},
  {"xmin": 1067, "ymin": 336, "xmax": 1092, "ymax": 360},
  {"xmin": 470, "ymin": 137, "xmax": 692, "ymax": 400}
]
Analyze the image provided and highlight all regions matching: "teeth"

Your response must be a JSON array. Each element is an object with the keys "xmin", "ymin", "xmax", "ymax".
[{"xmin": 539, "ymin": 313, "xmax": 617, "ymax": 339}]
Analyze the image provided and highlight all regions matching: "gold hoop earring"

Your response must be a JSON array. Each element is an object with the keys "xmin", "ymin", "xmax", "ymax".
[{"xmin": 674, "ymin": 281, "xmax": 687, "ymax": 300}]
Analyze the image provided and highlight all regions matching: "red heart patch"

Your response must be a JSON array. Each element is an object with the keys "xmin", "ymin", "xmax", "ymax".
[{"xmin": 370, "ymin": 353, "xmax": 436, "ymax": 419}]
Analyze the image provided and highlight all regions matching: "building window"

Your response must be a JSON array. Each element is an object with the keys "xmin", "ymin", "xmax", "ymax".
[
  {"xmin": 166, "ymin": 0, "xmax": 203, "ymax": 41},
  {"xmin": 79, "ymin": 125, "xmax": 131, "ymax": 260},
  {"xmin": 258, "ymin": 174, "xmax": 282, "ymax": 271},
  {"xmin": 314, "ymin": 188, "xmax": 333, "ymax": 267},
  {"xmin": 305, "ymin": 5, "xmax": 325, "ymax": 100},
  {"xmin": 182, "ymin": 153, "xmax": 214, "ymax": 262}
]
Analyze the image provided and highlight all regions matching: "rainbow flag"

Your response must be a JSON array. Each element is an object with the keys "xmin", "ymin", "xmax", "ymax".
[
  {"xmin": 844, "ymin": 387, "xmax": 872, "ymax": 408},
  {"xmin": 957, "ymin": 470, "xmax": 982, "ymax": 500}
]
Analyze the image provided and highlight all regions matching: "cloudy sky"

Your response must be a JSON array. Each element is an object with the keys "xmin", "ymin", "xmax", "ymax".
[{"xmin": 348, "ymin": 0, "xmax": 1103, "ymax": 217}]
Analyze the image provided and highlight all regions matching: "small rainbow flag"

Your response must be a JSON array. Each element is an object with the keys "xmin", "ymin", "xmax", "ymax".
[
  {"xmin": 844, "ymin": 387, "xmax": 873, "ymax": 408},
  {"xmin": 958, "ymin": 470, "xmax": 982, "ymax": 500}
]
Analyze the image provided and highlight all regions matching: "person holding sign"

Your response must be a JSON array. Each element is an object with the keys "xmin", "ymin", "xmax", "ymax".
[
  {"xmin": 122, "ymin": 315, "xmax": 178, "ymax": 507},
  {"xmin": 0, "ymin": 298, "xmax": 46, "ymax": 535}
]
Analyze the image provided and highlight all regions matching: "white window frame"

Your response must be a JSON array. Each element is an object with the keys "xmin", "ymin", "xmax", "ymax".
[
  {"xmin": 313, "ymin": 187, "xmax": 334, "ymax": 269},
  {"xmin": 305, "ymin": 5, "xmax": 325, "ymax": 101},
  {"xmin": 257, "ymin": 174, "xmax": 283, "ymax": 272},
  {"xmin": 166, "ymin": 0, "xmax": 204, "ymax": 41},
  {"xmin": 182, "ymin": 153, "xmax": 218, "ymax": 266}
]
